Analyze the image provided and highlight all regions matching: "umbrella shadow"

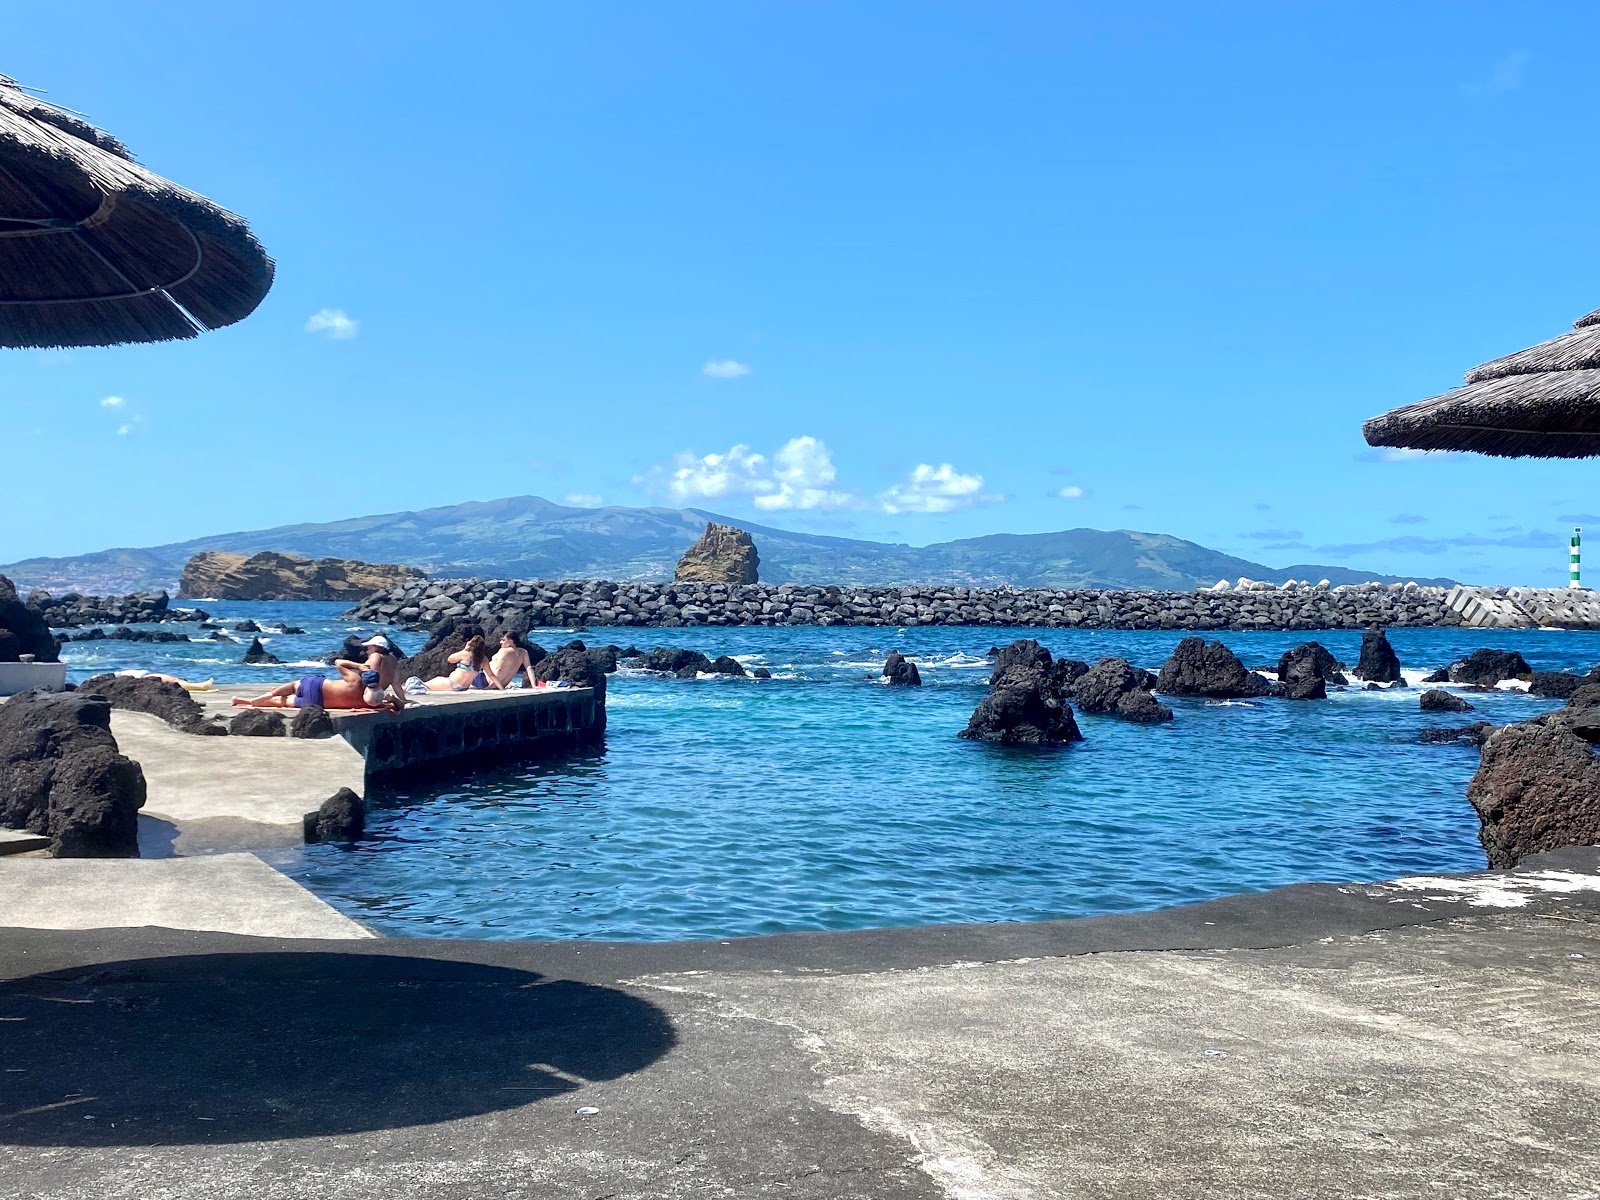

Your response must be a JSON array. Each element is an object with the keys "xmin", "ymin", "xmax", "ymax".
[{"xmin": 0, "ymin": 952, "xmax": 676, "ymax": 1146}]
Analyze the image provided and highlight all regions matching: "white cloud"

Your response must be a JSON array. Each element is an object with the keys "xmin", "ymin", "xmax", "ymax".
[
  {"xmin": 116, "ymin": 422, "xmax": 134, "ymax": 436},
  {"xmin": 563, "ymin": 493, "xmax": 604, "ymax": 508},
  {"xmin": 879, "ymin": 463, "xmax": 996, "ymax": 515},
  {"xmin": 701, "ymin": 359, "xmax": 751, "ymax": 379},
  {"xmin": 305, "ymin": 308, "xmax": 360, "ymax": 340},
  {"xmin": 637, "ymin": 436, "xmax": 853, "ymax": 512},
  {"xmin": 1056, "ymin": 485, "xmax": 1085, "ymax": 499},
  {"xmin": 99, "ymin": 395, "xmax": 125, "ymax": 409}
]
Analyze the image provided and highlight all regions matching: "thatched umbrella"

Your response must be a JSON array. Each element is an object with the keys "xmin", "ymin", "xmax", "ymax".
[
  {"xmin": 1363, "ymin": 307, "xmax": 1600, "ymax": 458},
  {"xmin": 0, "ymin": 75, "xmax": 272, "ymax": 348}
]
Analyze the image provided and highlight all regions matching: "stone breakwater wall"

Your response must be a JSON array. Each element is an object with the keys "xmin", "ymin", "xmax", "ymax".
[
  {"xmin": 346, "ymin": 577, "xmax": 1466, "ymax": 632},
  {"xmin": 27, "ymin": 588, "xmax": 208, "ymax": 629}
]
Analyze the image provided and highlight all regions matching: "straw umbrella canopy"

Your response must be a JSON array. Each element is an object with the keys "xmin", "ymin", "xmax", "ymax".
[
  {"xmin": 1362, "ymin": 308, "xmax": 1600, "ymax": 459},
  {"xmin": 0, "ymin": 75, "xmax": 273, "ymax": 348}
]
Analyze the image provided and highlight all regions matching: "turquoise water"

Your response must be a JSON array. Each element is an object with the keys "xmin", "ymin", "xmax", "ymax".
[{"xmin": 57, "ymin": 602, "xmax": 1594, "ymax": 941}]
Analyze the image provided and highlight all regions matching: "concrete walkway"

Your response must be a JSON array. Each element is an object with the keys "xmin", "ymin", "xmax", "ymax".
[
  {"xmin": 2, "ymin": 848, "xmax": 1598, "ymax": 1199},
  {"xmin": 0, "ymin": 854, "xmax": 372, "ymax": 939}
]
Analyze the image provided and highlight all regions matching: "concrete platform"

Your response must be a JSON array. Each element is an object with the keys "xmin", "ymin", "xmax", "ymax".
[
  {"xmin": 0, "ymin": 853, "xmax": 372, "ymax": 939},
  {"xmin": 1, "ymin": 849, "xmax": 1597, "ymax": 1198},
  {"xmin": 0, "ymin": 828, "xmax": 49, "ymax": 856}
]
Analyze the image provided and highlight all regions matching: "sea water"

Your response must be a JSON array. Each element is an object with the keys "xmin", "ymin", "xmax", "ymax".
[{"xmin": 55, "ymin": 601, "xmax": 1596, "ymax": 942}]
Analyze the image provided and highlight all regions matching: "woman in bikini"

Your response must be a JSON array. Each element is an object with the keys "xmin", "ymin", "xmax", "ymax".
[{"xmin": 421, "ymin": 634, "xmax": 493, "ymax": 692}]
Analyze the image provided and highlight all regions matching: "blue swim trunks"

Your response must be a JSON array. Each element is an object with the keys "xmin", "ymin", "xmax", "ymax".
[{"xmin": 294, "ymin": 674, "xmax": 326, "ymax": 708}]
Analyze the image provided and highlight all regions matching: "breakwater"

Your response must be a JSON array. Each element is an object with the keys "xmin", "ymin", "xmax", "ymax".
[
  {"xmin": 27, "ymin": 588, "xmax": 208, "ymax": 628},
  {"xmin": 345, "ymin": 576, "xmax": 1466, "ymax": 631}
]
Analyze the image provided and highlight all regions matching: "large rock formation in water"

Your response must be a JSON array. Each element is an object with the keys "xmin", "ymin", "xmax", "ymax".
[
  {"xmin": 0, "ymin": 691, "xmax": 146, "ymax": 857},
  {"xmin": 1070, "ymin": 657, "xmax": 1172, "ymax": 723},
  {"xmin": 1155, "ymin": 638, "xmax": 1276, "ymax": 698},
  {"xmin": 178, "ymin": 551, "xmax": 424, "ymax": 602},
  {"xmin": 960, "ymin": 639, "xmax": 1083, "ymax": 745},
  {"xmin": 0, "ymin": 574, "xmax": 59, "ymax": 663},
  {"xmin": 1353, "ymin": 626, "xmax": 1403, "ymax": 683},
  {"xmin": 674, "ymin": 523, "xmax": 760, "ymax": 585},
  {"xmin": 1468, "ymin": 686, "xmax": 1600, "ymax": 868},
  {"xmin": 1448, "ymin": 648, "xmax": 1532, "ymax": 687}
]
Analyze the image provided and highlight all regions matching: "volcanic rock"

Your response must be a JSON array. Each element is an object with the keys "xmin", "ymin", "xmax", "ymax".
[
  {"xmin": 708, "ymin": 655, "xmax": 747, "ymax": 677},
  {"xmin": 396, "ymin": 619, "xmax": 484, "ymax": 682},
  {"xmin": 179, "ymin": 550, "xmax": 424, "ymax": 602},
  {"xmin": 1420, "ymin": 689, "xmax": 1472, "ymax": 713},
  {"xmin": 233, "ymin": 619, "xmax": 262, "ymax": 633},
  {"xmin": 303, "ymin": 787, "xmax": 365, "ymax": 843},
  {"xmin": 1155, "ymin": 638, "xmax": 1277, "ymax": 698},
  {"xmin": 242, "ymin": 637, "xmax": 281, "ymax": 665},
  {"xmin": 289, "ymin": 705, "xmax": 336, "ymax": 739},
  {"xmin": 0, "ymin": 574, "xmax": 59, "ymax": 663},
  {"xmin": 1469, "ymin": 712, "xmax": 1600, "ymax": 868},
  {"xmin": 229, "ymin": 709, "xmax": 286, "ymax": 737},
  {"xmin": 1276, "ymin": 643, "xmax": 1336, "ymax": 700},
  {"xmin": 1070, "ymin": 657, "xmax": 1171, "ymax": 723},
  {"xmin": 1419, "ymin": 723, "xmax": 1492, "ymax": 745},
  {"xmin": 108, "ymin": 626, "xmax": 189, "ymax": 644},
  {"xmin": 533, "ymin": 640, "xmax": 610, "ymax": 691},
  {"xmin": 1449, "ymin": 648, "xmax": 1533, "ymax": 687},
  {"xmin": 1529, "ymin": 671, "xmax": 1593, "ymax": 700},
  {"xmin": 1353, "ymin": 626, "xmax": 1403, "ymax": 683},
  {"xmin": 960, "ymin": 666, "xmax": 1083, "ymax": 745},
  {"xmin": 882, "ymin": 650, "xmax": 922, "ymax": 687},
  {"xmin": 0, "ymin": 691, "xmax": 145, "ymax": 857},
  {"xmin": 674, "ymin": 523, "xmax": 760, "ymax": 585},
  {"xmin": 1422, "ymin": 667, "xmax": 1451, "ymax": 684},
  {"xmin": 641, "ymin": 647, "xmax": 713, "ymax": 676},
  {"xmin": 751, "ymin": 667, "xmax": 772, "ymax": 679},
  {"xmin": 77, "ymin": 674, "xmax": 225, "ymax": 736}
]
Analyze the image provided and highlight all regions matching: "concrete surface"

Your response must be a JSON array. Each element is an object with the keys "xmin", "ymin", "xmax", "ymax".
[
  {"xmin": 0, "ymin": 853, "xmax": 373, "ymax": 940},
  {"xmin": 2, "ymin": 848, "xmax": 1598, "ymax": 1199},
  {"xmin": 0, "ymin": 661, "xmax": 66, "ymax": 696},
  {"xmin": 0, "ymin": 828, "xmax": 49, "ymax": 856},
  {"xmin": 110, "ymin": 709, "xmax": 365, "ymax": 853}
]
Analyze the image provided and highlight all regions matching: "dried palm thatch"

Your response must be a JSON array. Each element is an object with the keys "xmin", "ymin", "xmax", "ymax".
[
  {"xmin": 0, "ymin": 75, "xmax": 272, "ymax": 348},
  {"xmin": 1364, "ymin": 307, "xmax": 1600, "ymax": 458}
]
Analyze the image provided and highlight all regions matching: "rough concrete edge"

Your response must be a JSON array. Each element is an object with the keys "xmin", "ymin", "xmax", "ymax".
[{"xmin": 2, "ymin": 847, "xmax": 1596, "ymax": 986}]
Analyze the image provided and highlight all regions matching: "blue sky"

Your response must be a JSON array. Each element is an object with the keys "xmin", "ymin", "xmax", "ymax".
[{"xmin": 4, "ymin": 2, "xmax": 1599, "ymax": 584}]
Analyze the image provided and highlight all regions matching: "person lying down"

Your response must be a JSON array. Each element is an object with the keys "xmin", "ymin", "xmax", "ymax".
[{"xmin": 231, "ymin": 634, "xmax": 407, "ymax": 711}]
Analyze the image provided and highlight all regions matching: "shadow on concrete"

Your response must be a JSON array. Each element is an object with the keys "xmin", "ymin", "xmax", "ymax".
[{"xmin": 0, "ymin": 952, "xmax": 675, "ymax": 1146}]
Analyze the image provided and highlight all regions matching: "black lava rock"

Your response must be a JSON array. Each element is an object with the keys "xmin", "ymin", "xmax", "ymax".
[
  {"xmin": 0, "ymin": 574, "xmax": 60, "ymax": 663},
  {"xmin": 78, "ymin": 674, "xmax": 225, "ymax": 736},
  {"xmin": 303, "ymin": 787, "xmax": 365, "ymax": 843},
  {"xmin": 960, "ymin": 665, "xmax": 1083, "ymax": 745},
  {"xmin": 1354, "ymin": 626, "xmax": 1403, "ymax": 684},
  {"xmin": 229, "ymin": 709, "xmax": 287, "ymax": 737},
  {"xmin": 641, "ymin": 647, "xmax": 713, "ymax": 675},
  {"xmin": 1071, "ymin": 657, "xmax": 1172, "ymax": 723},
  {"xmin": 1422, "ymin": 667, "xmax": 1451, "ymax": 684},
  {"xmin": 232, "ymin": 619, "xmax": 262, "ymax": 633},
  {"xmin": 1529, "ymin": 670, "xmax": 1592, "ymax": 699},
  {"xmin": 708, "ymin": 655, "xmax": 747, "ymax": 677},
  {"xmin": 242, "ymin": 637, "xmax": 281, "ymax": 665},
  {"xmin": 109, "ymin": 626, "xmax": 190, "ymax": 644},
  {"xmin": 0, "ymin": 691, "xmax": 145, "ymax": 857},
  {"xmin": 882, "ymin": 650, "xmax": 922, "ymax": 687},
  {"xmin": 1276, "ymin": 642, "xmax": 1337, "ymax": 701},
  {"xmin": 1155, "ymin": 638, "xmax": 1278, "ymax": 698},
  {"xmin": 751, "ymin": 667, "xmax": 772, "ymax": 679},
  {"xmin": 1449, "ymin": 648, "xmax": 1533, "ymax": 687},
  {"xmin": 1419, "ymin": 723, "xmax": 1492, "ymax": 745},
  {"xmin": 289, "ymin": 705, "xmax": 336, "ymax": 739},
  {"xmin": 1420, "ymin": 688, "xmax": 1473, "ymax": 713}
]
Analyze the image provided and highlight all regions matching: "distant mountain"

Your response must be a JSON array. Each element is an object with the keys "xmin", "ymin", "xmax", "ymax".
[{"xmin": 0, "ymin": 495, "xmax": 1459, "ymax": 595}]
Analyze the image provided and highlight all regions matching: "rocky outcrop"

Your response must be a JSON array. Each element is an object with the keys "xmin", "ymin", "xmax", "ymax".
[
  {"xmin": 1420, "ymin": 689, "xmax": 1472, "ymax": 713},
  {"xmin": 640, "ymin": 647, "xmax": 713, "ymax": 677},
  {"xmin": 1530, "ymin": 670, "xmax": 1594, "ymax": 699},
  {"xmin": 78, "ymin": 674, "xmax": 226, "ymax": 736},
  {"xmin": 961, "ymin": 640, "xmax": 1084, "ymax": 745},
  {"xmin": 303, "ymin": 787, "xmax": 364, "ymax": 843},
  {"xmin": 0, "ymin": 574, "xmax": 59, "ymax": 663},
  {"xmin": 229, "ymin": 709, "xmax": 286, "ymax": 737},
  {"xmin": 25, "ymin": 588, "xmax": 207, "ymax": 629},
  {"xmin": 179, "ymin": 551, "xmax": 424, "ymax": 602},
  {"xmin": 708, "ymin": 655, "xmax": 747, "ymax": 677},
  {"xmin": 883, "ymin": 650, "xmax": 922, "ymax": 687},
  {"xmin": 1070, "ymin": 657, "xmax": 1172, "ymax": 723},
  {"xmin": 289, "ymin": 705, "xmax": 336, "ymax": 739},
  {"xmin": 0, "ymin": 691, "xmax": 145, "ymax": 857},
  {"xmin": 1354, "ymin": 627, "xmax": 1403, "ymax": 683},
  {"xmin": 1155, "ymin": 638, "xmax": 1277, "ymax": 698},
  {"xmin": 347, "ymin": 577, "xmax": 1467, "ymax": 632},
  {"xmin": 1448, "ymin": 648, "xmax": 1532, "ymax": 687},
  {"xmin": 1420, "ymin": 723, "xmax": 1492, "ymax": 746},
  {"xmin": 532, "ymin": 641, "xmax": 610, "ymax": 691},
  {"xmin": 1468, "ymin": 702, "xmax": 1600, "ymax": 868},
  {"xmin": 242, "ymin": 637, "xmax": 281, "ymax": 665},
  {"xmin": 674, "ymin": 523, "xmax": 759, "ymax": 585},
  {"xmin": 1276, "ymin": 642, "xmax": 1342, "ymax": 701}
]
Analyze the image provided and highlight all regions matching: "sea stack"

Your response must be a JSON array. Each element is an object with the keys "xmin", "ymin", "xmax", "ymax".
[
  {"xmin": 675, "ymin": 523, "xmax": 760, "ymax": 585},
  {"xmin": 178, "ymin": 551, "xmax": 424, "ymax": 601}
]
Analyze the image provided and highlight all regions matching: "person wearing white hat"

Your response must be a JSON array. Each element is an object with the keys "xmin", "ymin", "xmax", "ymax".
[{"xmin": 355, "ymin": 633, "xmax": 406, "ymax": 710}]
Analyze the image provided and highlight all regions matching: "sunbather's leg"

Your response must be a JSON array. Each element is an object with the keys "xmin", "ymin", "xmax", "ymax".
[{"xmin": 231, "ymin": 682, "xmax": 297, "ymax": 707}]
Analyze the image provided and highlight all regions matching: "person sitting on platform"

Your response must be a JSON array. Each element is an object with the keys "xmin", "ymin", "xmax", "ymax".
[
  {"xmin": 419, "ymin": 634, "xmax": 493, "ymax": 692},
  {"xmin": 487, "ymin": 631, "xmax": 539, "ymax": 690}
]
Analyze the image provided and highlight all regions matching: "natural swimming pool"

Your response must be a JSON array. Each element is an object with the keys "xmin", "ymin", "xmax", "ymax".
[{"xmin": 59, "ymin": 604, "xmax": 1587, "ymax": 941}]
